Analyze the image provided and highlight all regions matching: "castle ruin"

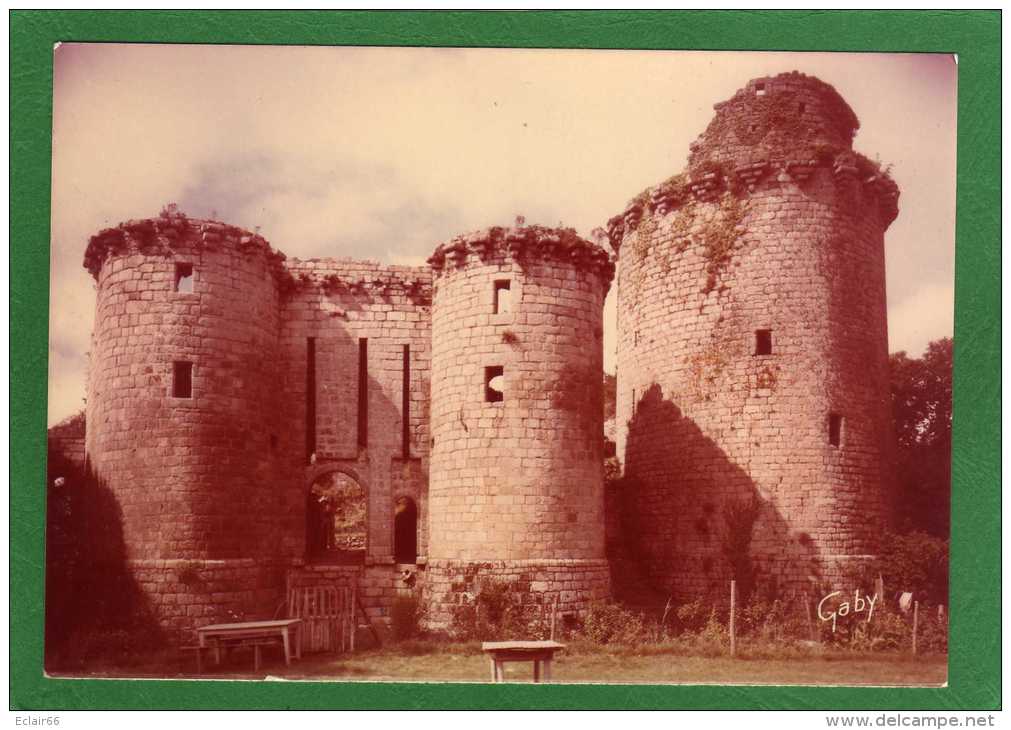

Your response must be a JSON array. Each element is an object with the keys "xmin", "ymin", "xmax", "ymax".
[{"xmin": 52, "ymin": 72, "xmax": 899, "ymax": 643}]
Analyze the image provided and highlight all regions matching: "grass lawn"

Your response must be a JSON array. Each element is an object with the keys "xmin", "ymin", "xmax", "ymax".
[{"xmin": 65, "ymin": 641, "xmax": 947, "ymax": 687}]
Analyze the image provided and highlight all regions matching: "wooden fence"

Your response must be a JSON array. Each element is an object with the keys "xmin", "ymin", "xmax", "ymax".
[{"xmin": 287, "ymin": 583, "xmax": 357, "ymax": 654}]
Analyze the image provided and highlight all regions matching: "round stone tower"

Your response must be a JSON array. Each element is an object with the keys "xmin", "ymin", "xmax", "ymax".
[
  {"xmin": 425, "ymin": 225, "xmax": 614, "ymax": 629},
  {"xmin": 83, "ymin": 208, "xmax": 291, "ymax": 640},
  {"xmin": 609, "ymin": 72, "xmax": 899, "ymax": 598}
]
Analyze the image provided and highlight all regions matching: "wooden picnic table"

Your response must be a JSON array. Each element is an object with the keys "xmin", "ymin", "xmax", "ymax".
[
  {"xmin": 481, "ymin": 640, "xmax": 565, "ymax": 683},
  {"xmin": 196, "ymin": 618, "xmax": 303, "ymax": 667}
]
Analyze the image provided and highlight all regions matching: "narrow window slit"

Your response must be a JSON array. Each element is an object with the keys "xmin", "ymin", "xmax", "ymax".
[
  {"xmin": 174, "ymin": 262, "xmax": 194, "ymax": 293},
  {"xmin": 172, "ymin": 361, "xmax": 193, "ymax": 398},
  {"xmin": 493, "ymin": 280, "xmax": 512, "ymax": 314},
  {"xmin": 306, "ymin": 337, "xmax": 316, "ymax": 463},
  {"xmin": 358, "ymin": 338, "xmax": 369, "ymax": 448},
  {"xmin": 755, "ymin": 329, "xmax": 773, "ymax": 356},
  {"xmin": 829, "ymin": 413, "xmax": 843, "ymax": 447},
  {"xmin": 485, "ymin": 366, "xmax": 504, "ymax": 403},
  {"xmin": 402, "ymin": 344, "xmax": 411, "ymax": 458}
]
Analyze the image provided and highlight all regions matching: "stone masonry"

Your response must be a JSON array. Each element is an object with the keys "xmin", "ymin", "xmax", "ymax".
[
  {"xmin": 55, "ymin": 72, "xmax": 898, "ymax": 644},
  {"xmin": 609, "ymin": 72, "xmax": 898, "ymax": 598},
  {"xmin": 425, "ymin": 226, "xmax": 614, "ymax": 627}
]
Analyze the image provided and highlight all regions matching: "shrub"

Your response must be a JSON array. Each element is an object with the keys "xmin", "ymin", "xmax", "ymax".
[
  {"xmin": 673, "ymin": 598, "xmax": 712, "ymax": 634},
  {"xmin": 582, "ymin": 602, "xmax": 649, "ymax": 645},
  {"xmin": 689, "ymin": 610, "xmax": 729, "ymax": 656},
  {"xmin": 448, "ymin": 579, "xmax": 548, "ymax": 641},
  {"xmin": 849, "ymin": 531, "xmax": 950, "ymax": 605}
]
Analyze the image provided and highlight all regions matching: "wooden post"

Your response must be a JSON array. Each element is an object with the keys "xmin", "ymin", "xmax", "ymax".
[
  {"xmin": 800, "ymin": 590, "xmax": 816, "ymax": 639},
  {"xmin": 550, "ymin": 594, "xmax": 559, "ymax": 641},
  {"xmin": 875, "ymin": 574, "xmax": 885, "ymax": 605},
  {"xmin": 349, "ymin": 584, "xmax": 357, "ymax": 652},
  {"xmin": 912, "ymin": 600, "xmax": 919, "ymax": 655},
  {"xmin": 729, "ymin": 579, "xmax": 737, "ymax": 657}
]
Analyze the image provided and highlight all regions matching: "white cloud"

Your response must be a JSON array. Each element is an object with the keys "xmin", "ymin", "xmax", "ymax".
[{"xmin": 887, "ymin": 283, "xmax": 955, "ymax": 357}]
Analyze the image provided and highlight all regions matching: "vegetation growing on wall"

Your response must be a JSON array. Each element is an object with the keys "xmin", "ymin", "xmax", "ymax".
[
  {"xmin": 686, "ymin": 334, "xmax": 735, "ymax": 401},
  {"xmin": 701, "ymin": 193, "xmax": 748, "ymax": 294}
]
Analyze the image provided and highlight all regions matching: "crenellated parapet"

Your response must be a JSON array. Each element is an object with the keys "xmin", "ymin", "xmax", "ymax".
[
  {"xmin": 607, "ymin": 72, "xmax": 898, "ymax": 256},
  {"xmin": 83, "ymin": 206, "xmax": 291, "ymax": 288},
  {"xmin": 283, "ymin": 258, "xmax": 432, "ymax": 306},
  {"xmin": 428, "ymin": 224, "xmax": 615, "ymax": 289},
  {"xmin": 607, "ymin": 147, "xmax": 899, "ymax": 255},
  {"xmin": 611, "ymin": 72, "xmax": 897, "ymax": 598}
]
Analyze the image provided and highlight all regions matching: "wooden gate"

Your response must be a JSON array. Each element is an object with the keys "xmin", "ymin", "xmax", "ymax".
[{"xmin": 287, "ymin": 584, "xmax": 356, "ymax": 654}]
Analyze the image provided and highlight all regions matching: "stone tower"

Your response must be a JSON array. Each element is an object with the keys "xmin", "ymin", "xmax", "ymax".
[
  {"xmin": 424, "ymin": 226, "xmax": 614, "ymax": 627},
  {"xmin": 609, "ymin": 72, "xmax": 899, "ymax": 598},
  {"xmin": 83, "ymin": 210, "xmax": 290, "ymax": 637}
]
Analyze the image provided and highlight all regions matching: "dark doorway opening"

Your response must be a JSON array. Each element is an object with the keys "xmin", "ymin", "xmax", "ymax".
[
  {"xmin": 306, "ymin": 471, "xmax": 367, "ymax": 564},
  {"xmin": 394, "ymin": 496, "xmax": 418, "ymax": 564}
]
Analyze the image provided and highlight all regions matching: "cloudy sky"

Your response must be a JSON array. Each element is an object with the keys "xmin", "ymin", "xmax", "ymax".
[{"xmin": 49, "ymin": 46, "xmax": 957, "ymax": 425}]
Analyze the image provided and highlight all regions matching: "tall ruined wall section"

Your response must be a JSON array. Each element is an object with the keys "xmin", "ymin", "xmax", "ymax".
[
  {"xmin": 276, "ymin": 259, "xmax": 432, "ymax": 622},
  {"xmin": 84, "ymin": 213, "xmax": 289, "ymax": 639},
  {"xmin": 610, "ymin": 73, "xmax": 899, "ymax": 598},
  {"xmin": 424, "ymin": 226, "xmax": 614, "ymax": 627}
]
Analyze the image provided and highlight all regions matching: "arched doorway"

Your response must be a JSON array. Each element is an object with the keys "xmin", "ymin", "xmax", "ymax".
[
  {"xmin": 393, "ymin": 496, "xmax": 418, "ymax": 564},
  {"xmin": 306, "ymin": 470, "xmax": 367, "ymax": 563}
]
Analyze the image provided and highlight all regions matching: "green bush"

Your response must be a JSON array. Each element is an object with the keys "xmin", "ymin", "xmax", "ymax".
[
  {"xmin": 672, "ymin": 599, "xmax": 704, "ymax": 632},
  {"xmin": 582, "ymin": 602, "xmax": 650, "ymax": 645},
  {"xmin": 850, "ymin": 531, "xmax": 949, "ymax": 605},
  {"xmin": 448, "ymin": 580, "xmax": 550, "ymax": 641}
]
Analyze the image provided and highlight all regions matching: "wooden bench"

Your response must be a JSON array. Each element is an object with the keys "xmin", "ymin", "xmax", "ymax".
[
  {"xmin": 237, "ymin": 638, "xmax": 280, "ymax": 672},
  {"xmin": 481, "ymin": 641, "xmax": 565, "ymax": 683},
  {"xmin": 196, "ymin": 618, "xmax": 302, "ymax": 667}
]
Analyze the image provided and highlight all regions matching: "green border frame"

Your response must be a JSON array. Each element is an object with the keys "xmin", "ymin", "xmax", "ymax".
[{"xmin": 10, "ymin": 10, "xmax": 1000, "ymax": 710}]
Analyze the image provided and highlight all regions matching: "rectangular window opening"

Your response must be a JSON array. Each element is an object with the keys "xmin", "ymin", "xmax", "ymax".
[
  {"xmin": 493, "ymin": 280, "xmax": 512, "ymax": 314},
  {"xmin": 174, "ymin": 262, "xmax": 194, "ymax": 293},
  {"xmin": 402, "ymin": 344, "xmax": 411, "ymax": 458},
  {"xmin": 828, "ymin": 413, "xmax": 843, "ymax": 447},
  {"xmin": 756, "ymin": 82, "xmax": 767, "ymax": 97},
  {"xmin": 484, "ymin": 365, "xmax": 504, "ymax": 403},
  {"xmin": 357, "ymin": 338, "xmax": 369, "ymax": 448},
  {"xmin": 755, "ymin": 329, "xmax": 773, "ymax": 356},
  {"xmin": 306, "ymin": 337, "xmax": 316, "ymax": 463},
  {"xmin": 172, "ymin": 361, "xmax": 193, "ymax": 399}
]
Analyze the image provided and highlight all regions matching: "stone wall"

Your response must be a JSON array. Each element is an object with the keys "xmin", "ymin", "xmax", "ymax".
[
  {"xmin": 425, "ymin": 226, "xmax": 614, "ymax": 627},
  {"xmin": 71, "ymin": 72, "xmax": 900, "ymax": 647},
  {"xmin": 276, "ymin": 258, "xmax": 432, "ymax": 566},
  {"xmin": 83, "ymin": 213, "xmax": 291, "ymax": 639},
  {"xmin": 286, "ymin": 562, "xmax": 420, "ymax": 629},
  {"xmin": 47, "ymin": 413, "xmax": 86, "ymax": 472},
  {"xmin": 609, "ymin": 72, "xmax": 897, "ymax": 599},
  {"xmin": 425, "ymin": 559, "xmax": 610, "ymax": 630}
]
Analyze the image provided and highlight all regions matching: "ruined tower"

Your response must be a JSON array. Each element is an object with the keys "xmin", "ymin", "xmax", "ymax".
[
  {"xmin": 425, "ymin": 226, "xmax": 614, "ymax": 627},
  {"xmin": 609, "ymin": 72, "xmax": 899, "ymax": 597},
  {"xmin": 84, "ymin": 211, "xmax": 290, "ymax": 637}
]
